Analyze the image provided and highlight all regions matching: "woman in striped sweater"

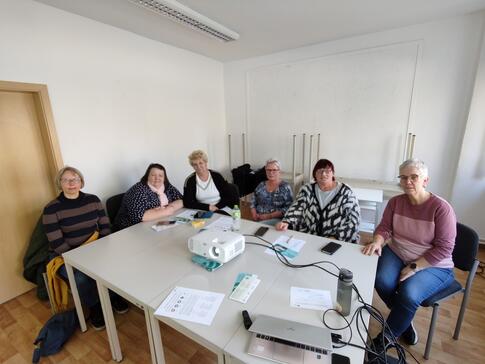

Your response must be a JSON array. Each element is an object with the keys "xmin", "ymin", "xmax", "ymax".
[
  {"xmin": 276, "ymin": 159, "xmax": 360, "ymax": 244},
  {"xmin": 43, "ymin": 166, "xmax": 124, "ymax": 329}
]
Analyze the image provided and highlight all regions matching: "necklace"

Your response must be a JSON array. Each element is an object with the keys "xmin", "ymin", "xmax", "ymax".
[{"xmin": 196, "ymin": 174, "xmax": 212, "ymax": 191}]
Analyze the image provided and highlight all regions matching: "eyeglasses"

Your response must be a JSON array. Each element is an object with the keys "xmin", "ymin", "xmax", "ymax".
[
  {"xmin": 397, "ymin": 174, "xmax": 420, "ymax": 182},
  {"xmin": 265, "ymin": 168, "xmax": 280, "ymax": 172},
  {"xmin": 315, "ymin": 168, "xmax": 333, "ymax": 175},
  {"xmin": 61, "ymin": 178, "xmax": 81, "ymax": 184}
]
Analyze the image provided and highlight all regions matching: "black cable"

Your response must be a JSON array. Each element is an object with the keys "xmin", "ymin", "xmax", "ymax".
[
  {"xmin": 244, "ymin": 233, "xmax": 421, "ymax": 364},
  {"xmin": 244, "ymin": 235, "xmax": 341, "ymax": 277}
]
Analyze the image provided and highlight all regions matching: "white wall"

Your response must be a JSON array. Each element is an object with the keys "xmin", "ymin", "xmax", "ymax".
[
  {"xmin": 0, "ymin": 0, "xmax": 226, "ymax": 201},
  {"xmin": 224, "ymin": 13, "xmax": 485, "ymax": 200},
  {"xmin": 244, "ymin": 42, "xmax": 420, "ymax": 182},
  {"xmin": 451, "ymin": 26, "xmax": 485, "ymax": 240},
  {"xmin": 2, "ymin": 1, "xmax": 484, "ymax": 236}
]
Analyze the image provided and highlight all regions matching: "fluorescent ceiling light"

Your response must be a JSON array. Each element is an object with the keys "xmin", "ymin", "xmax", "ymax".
[{"xmin": 127, "ymin": 0, "xmax": 239, "ymax": 42}]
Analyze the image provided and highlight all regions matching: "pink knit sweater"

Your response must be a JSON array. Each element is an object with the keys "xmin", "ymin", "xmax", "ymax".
[{"xmin": 375, "ymin": 194, "xmax": 456, "ymax": 268}]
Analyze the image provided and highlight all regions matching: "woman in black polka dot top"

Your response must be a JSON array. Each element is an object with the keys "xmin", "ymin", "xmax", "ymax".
[{"xmin": 114, "ymin": 163, "xmax": 183, "ymax": 230}]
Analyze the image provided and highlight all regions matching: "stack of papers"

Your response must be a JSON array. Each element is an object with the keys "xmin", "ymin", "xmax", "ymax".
[
  {"xmin": 229, "ymin": 273, "xmax": 260, "ymax": 303},
  {"xmin": 174, "ymin": 210, "xmax": 197, "ymax": 223}
]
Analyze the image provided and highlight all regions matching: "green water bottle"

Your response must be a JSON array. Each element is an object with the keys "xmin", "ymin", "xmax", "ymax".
[{"xmin": 232, "ymin": 205, "xmax": 241, "ymax": 231}]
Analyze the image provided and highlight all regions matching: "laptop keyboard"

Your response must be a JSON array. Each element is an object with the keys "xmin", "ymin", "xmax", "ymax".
[{"xmin": 255, "ymin": 333, "xmax": 329, "ymax": 355}]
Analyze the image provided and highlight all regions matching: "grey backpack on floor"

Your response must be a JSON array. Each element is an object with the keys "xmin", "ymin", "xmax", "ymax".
[{"xmin": 32, "ymin": 309, "xmax": 79, "ymax": 363}]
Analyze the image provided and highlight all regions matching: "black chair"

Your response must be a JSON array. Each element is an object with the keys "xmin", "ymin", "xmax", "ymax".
[
  {"xmin": 106, "ymin": 193, "xmax": 125, "ymax": 228},
  {"xmin": 420, "ymin": 222, "xmax": 479, "ymax": 359},
  {"xmin": 231, "ymin": 163, "xmax": 253, "ymax": 197},
  {"xmin": 226, "ymin": 183, "xmax": 240, "ymax": 208}
]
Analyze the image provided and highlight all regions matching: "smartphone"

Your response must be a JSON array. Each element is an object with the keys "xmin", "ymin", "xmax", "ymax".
[
  {"xmin": 194, "ymin": 211, "xmax": 214, "ymax": 219},
  {"xmin": 331, "ymin": 353, "xmax": 350, "ymax": 364},
  {"xmin": 254, "ymin": 226, "xmax": 269, "ymax": 237},
  {"xmin": 320, "ymin": 242, "xmax": 342, "ymax": 255},
  {"xmin": 156, "ymin": 220, "xmax": 176, "ymax": 226}
]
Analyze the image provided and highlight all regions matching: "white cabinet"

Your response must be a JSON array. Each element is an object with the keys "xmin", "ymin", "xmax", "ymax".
[{"xmin": 352, "ymin": 187, "xmax": 383, "ymax": 233}]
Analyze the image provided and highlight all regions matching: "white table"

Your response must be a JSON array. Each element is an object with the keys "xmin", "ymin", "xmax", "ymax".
[
  {"xmin": 147, "ymin": 225, "xmax": 378, "ymax": 364},
  {"xmin": 147, "ymin": 225, "xmax": 289, "ymax": 363},
  {"xmin": 63, "ymin": 215, "xmax": 378, "ymax": 364},
  {"xmin": 62, "ymin": 216, "xmax": 204, "ymax": 362},
  {"xmin": 224, "ymin": 238, "xmax": 378, "ymax": 364}
]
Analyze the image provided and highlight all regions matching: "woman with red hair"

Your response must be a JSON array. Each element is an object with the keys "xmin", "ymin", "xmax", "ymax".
[{"xmin": 276, "ymin": 159, "xmax": 360, "ymax": 243}]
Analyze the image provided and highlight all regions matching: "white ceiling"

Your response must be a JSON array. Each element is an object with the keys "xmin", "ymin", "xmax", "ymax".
[{"xmin": 34, "ymin": 0, "xmax": 485, "ymax": 62}]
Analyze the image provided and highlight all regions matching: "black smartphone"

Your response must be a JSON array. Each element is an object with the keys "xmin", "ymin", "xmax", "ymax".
[
  {"xmin": 156, "ymin": 220, "xmax": 176, "ymax": 226},
  {"xmin": 194, "ymin": 211, "xmax": 214, "ymax": 219},
  {"xmin": 255, "ymin": 226, "xmax": 269, "ymax": 237},
  {"xmin": 331, "ymin": 353, "xmax": 350, "ymax": 364},
  {"xmin": 320, "ymin": 242, "xmax": 342, "ymax": 255}
]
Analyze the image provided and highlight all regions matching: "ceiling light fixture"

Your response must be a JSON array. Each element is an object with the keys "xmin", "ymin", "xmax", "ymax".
[{"xmin": 127, "ymin": 0, "xmax": 239, "ymax": 42}]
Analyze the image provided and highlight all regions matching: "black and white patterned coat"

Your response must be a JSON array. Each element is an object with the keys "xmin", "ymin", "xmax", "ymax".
[{"xmin": 282, "ymin": 183, "xmax": 360, "ymax": 243}]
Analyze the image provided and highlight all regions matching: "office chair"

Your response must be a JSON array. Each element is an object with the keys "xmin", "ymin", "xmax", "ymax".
[
  {"xmin": 106, "ymin": 193, "xmax": 125, "ymax": 230},
  {"xmin": 226, "ymin": 183, "xmax": 241, "ymax": 208},
  {"xmin": 420, "ymin": 222, "xmax": 479, "ymax": 359}
]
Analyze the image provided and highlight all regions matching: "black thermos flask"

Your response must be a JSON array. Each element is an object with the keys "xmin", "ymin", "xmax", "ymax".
[{"xmin": 337, "ymin": 268, "xmax": 353, "ymax": 316}]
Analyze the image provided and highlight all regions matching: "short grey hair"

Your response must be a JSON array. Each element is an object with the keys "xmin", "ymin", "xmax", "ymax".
[
  {"xmin": 265, "ymin": 158, "xmax": 281, "ymax": 170},
  {"xmin": 399, "ymin": 158, "xmax": 428, "ymax": 178},
  {"xmin": 55, "ymin": 166, "xmax": 85, "ymax": 190}
]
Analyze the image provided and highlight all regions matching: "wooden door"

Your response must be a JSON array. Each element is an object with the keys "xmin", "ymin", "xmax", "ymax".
[{"xmin": 0, "ymin": 81, "xmax": 62, "ymax": 303}]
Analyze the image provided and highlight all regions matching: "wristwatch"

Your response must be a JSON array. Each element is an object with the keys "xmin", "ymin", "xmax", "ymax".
[{"xmin": 409, "ymin": 262, "xmax": 418, "ymax": 271}]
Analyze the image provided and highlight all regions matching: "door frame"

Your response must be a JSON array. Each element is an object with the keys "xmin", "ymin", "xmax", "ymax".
[{"xmin": 0, "ymin": 80, "xmax": 63, "ymax": 180}]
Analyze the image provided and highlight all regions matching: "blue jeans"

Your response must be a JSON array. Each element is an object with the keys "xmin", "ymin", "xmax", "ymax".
[
  {"xmin": 375, "ymin": 245, "xmax": 454, "ymax": 337},
  {"xmin": 55, "ymin": 261, "xmax": 100, "ymax": 309}
]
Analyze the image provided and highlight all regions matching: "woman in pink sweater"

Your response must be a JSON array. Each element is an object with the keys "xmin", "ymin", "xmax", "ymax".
[{"xmin": 362, "ymin": 159, "xmax": 456, "ymax": 349}]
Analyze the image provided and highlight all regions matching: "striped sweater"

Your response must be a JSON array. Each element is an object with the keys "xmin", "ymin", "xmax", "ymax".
[
  {"xmin": 42, "ymin": 192, "xmax": 110, "ymax": 255},
  {"xmin": 282, "ymin": 183, "xmax": 360, "ymax": 243}
]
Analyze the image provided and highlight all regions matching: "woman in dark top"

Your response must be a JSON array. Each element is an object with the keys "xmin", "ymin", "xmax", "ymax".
[
  {"xmin": 43, "ymin": 166, "xmax": 122, "ymax": 330},
  {"xmin": 183, "ymin": 150, "xmax": 239, "ymax": 211},
  {"xmin": 114, "ymin": 163, "xmax": 183, "ymax": 230}
]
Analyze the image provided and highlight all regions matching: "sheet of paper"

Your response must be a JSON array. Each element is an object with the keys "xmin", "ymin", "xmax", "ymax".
[
  {"xmin": 155, "ymin": 286, "xmax": 224, "ymax": 326},
  {"xmin": 219, "ymin": 206, "xmax": 234, "ymax": 215},
  {"xmin": 265, "ymin": 235, "xmax": 306, "ymax": 260},
  {"xmin": 290, "ymin": 286, "xmax": 333, "ymax": 310},
  {"xmin": 205, "ymin": 216, "xmax": 233, "ymax": 231}
]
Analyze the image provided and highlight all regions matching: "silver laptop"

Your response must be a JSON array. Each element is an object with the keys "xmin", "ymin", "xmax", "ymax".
[{"xmin": 247, "ymin": 315, "xmax": 332, "ymax": 364}]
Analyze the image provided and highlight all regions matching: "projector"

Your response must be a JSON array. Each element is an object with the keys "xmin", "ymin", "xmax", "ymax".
[{"xmin": 188, "ymin": 230, "xmax": 245, "ymax": 264}]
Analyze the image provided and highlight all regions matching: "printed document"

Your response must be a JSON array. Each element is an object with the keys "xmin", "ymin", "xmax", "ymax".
[
  {"xmin": 290, "ymin": 286, "xmax": 333, "ymax": 310},
  {"xmin": 265, "ymin": 235, "xmax": 305, "ymax": 260},
  {"xmin": 155, "ymin": 286, "xmax": 224, "ymax": 326},
  {"xmin": 205, "ymin": 216, "xmax": 233, "ymax": 231}
]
